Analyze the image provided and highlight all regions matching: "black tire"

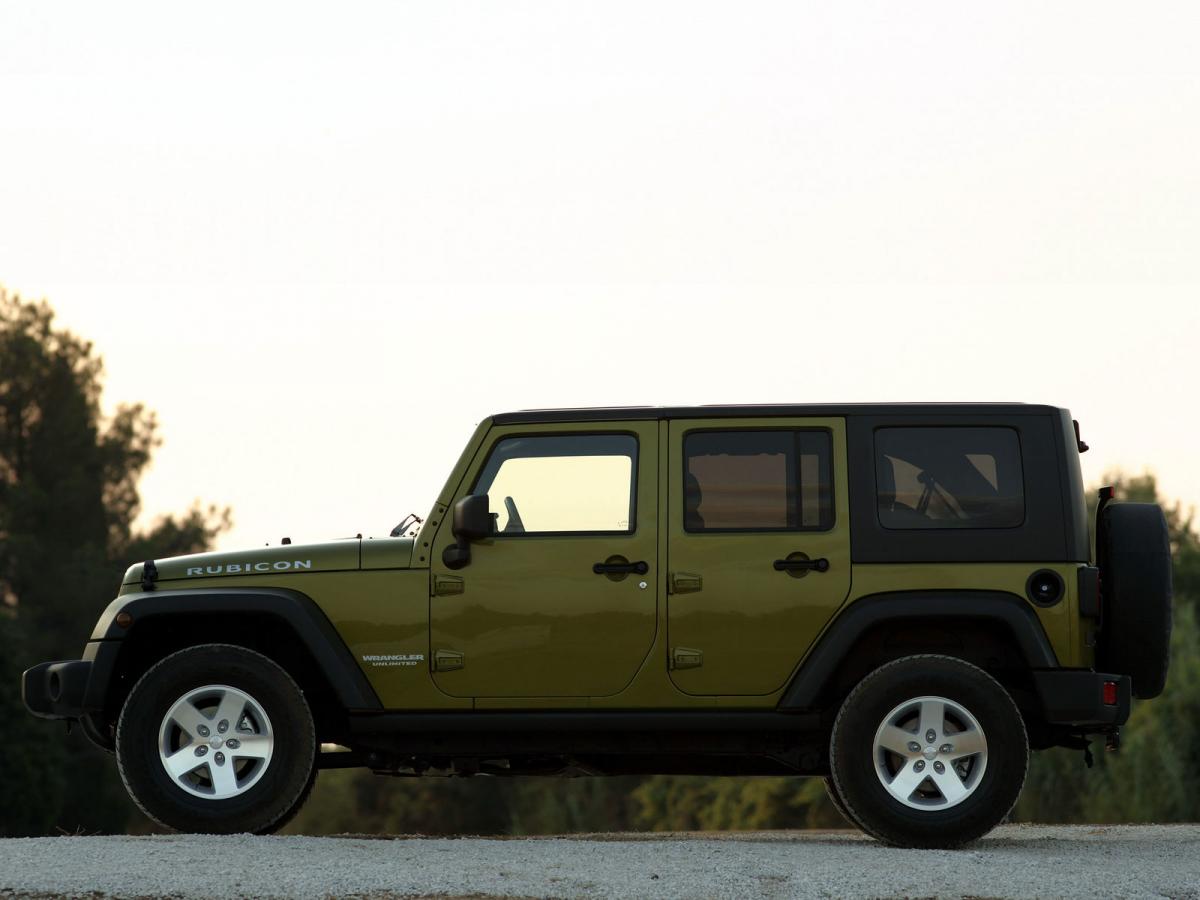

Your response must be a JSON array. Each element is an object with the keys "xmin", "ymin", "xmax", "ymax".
[
  {"xmin": 270, "ymin": 765, "xmax": 319, "ymax": 833},
  {"xmin": 830, "ymin": 655, "xmax": 1028, "ymax": 849},
  {"xmin": 116, "ymin": 644, "xmax": 316, "ymax": 835},
  {"xmin": 1098, "ymin": 502, "xmax": 1173, "ymax": 699},
  {"xmin": 822, "ymin": 776, "xmax": 859, "ymax": 828}
]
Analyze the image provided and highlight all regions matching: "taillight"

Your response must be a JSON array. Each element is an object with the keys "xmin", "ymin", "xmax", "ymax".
[{"xmin": 1102, "ymin": 681, "xmax": 1119, "ymax": 706}]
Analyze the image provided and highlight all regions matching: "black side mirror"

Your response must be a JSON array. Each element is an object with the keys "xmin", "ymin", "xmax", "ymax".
[
  {"xmin": 454, "ymin": 494, "xmax": 492, "ymax": 541},
  {"xmin": 443, "ymin": 494, "xmax": 491, "ymax": 569}
]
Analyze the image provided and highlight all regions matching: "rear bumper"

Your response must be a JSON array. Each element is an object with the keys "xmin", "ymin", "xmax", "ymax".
[{"xmin": 1034, "ymin": 670, "xmax": 1131, "ymax": 728}]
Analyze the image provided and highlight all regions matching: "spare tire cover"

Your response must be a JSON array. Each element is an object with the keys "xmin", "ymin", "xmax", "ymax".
[{"xmin": 1097, "ymin": 502, "xmax": 1173, "ymax": 699}]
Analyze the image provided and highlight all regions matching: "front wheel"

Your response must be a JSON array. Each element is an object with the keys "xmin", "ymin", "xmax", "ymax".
[
  {"xmin": 116, "ymin": 644, "xmax": 317, "ymax": 834},
  {"xmin": 822, "ymin": 776, "xmax": 859, "ymax": 828},
  {"xmin": 829, "ymin": 654, "xmax": 1028, "ymax": 849}
]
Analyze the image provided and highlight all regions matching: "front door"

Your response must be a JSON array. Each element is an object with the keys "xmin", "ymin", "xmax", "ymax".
[
  {"xmin": 666, "ymin": 418, "xmax": 852, "ymax": 695},
  {"xmin": 429, "ymin": 423, "xmax": 658, "ymax": 698}
]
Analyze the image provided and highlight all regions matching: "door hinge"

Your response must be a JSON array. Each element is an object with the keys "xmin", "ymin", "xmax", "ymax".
[
  {"xmin": 671, "ymin": 647, "xmax": 703, "ymax": 670},
  {"xmin": 433, "ymin": 574, "xmax": 464, "ymax": 596},
  {"xmin": 669, "ymin": 572, "xmax": 702, "ymax": 594},
  {"xmin": 433, "ymin": 649, "xmax": 465, "ymax": 672}
]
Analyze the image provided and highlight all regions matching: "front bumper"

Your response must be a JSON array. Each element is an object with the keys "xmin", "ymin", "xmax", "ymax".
[
  {"xmin": 1034, "ymin": 670, "xmax": 1131, "ymax": 728},
  {"xmin": 22, "ymin": 639, "xmax": 119, "ymax": 720},
  {"xmin": 23, "ymin": 652, "xmax": 119, "ymax": 753},
  {"xmin": 22, "ymin": 659, "xmax": 93, "ymax": 719}
]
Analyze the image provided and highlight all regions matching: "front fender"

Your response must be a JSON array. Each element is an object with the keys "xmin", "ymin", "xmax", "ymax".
[{"xmin": 88, "ymin": 587, "xmax": 382, "ymax": 712}]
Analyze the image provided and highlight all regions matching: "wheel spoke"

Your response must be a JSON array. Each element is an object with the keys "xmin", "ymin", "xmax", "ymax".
[
  {"xmin": 878, "ymin": 725, "xmax": 916, "ymax": 756},
  {"xmin": 171, "ymin": 701, "xmax": 211, "ymax": 738},
  {"xmin": 918, "ymin": 699, "xmax": 945, "ymax": 739},
  {"xmin": 888, "ymin": 761, "xmax": 928, "ymax": 800},
  {"xmin": 949, "ymin": 727, "xmax": 986, "ymax": 759},
  {"xmin": 232, "ymin": 734, "xmax": 271, "ymax": 760},
  {"xmin": 215, "ymin": 690, "xmax": 247, "ymax": 730},
  {"xmin": 163, "ymin": 747, "xmax": 203, "ymax": 780},
  {"xmin": 208, "ymin": 760, "xmax": 240, "ymax": 797},
  {"xmin": 932, "ymin": 767, "xmax": 969, "ymax": 804}
]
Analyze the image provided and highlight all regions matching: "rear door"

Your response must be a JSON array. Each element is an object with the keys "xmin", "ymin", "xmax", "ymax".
[{"xmin": 666, "ymin": 417, "xmax": 851, "ymax": 695}]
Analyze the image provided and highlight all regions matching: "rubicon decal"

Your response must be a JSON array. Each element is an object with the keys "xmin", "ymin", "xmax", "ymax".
[{"xmin": 185, "ymin": 560, "xmax": 313, "ymax": 576}]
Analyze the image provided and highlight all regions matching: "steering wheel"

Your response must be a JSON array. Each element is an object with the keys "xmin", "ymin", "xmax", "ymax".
[{"xmin": 503, "ymin": 496, "xmax": 526, "ymax": 533}]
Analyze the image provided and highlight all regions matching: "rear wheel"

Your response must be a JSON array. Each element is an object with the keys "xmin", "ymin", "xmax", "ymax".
[
  {"xmin": 116, "ymin": 644, "xmax": 316, "ymax": 834},
  {"xmin": 830, "ymin": 655, "xmax": 1027, "ymax": 849}
]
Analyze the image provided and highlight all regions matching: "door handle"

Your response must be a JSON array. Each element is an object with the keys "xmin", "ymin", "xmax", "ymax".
[
  {"xmin": 773, "ymin": 555, "xmax": 830, "ymax": 574},
  {"xmin": 593, "ymin": 559, "xmax": 649, "ymax": 575}
]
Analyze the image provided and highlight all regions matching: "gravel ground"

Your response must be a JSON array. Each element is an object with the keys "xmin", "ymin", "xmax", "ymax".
[{"xmin": 1, "ymin": 825, "xmax": 1198, "ymax": 899}]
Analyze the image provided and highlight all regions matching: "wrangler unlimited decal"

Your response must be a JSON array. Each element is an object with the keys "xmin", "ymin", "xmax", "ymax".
[{"xmin": 361, "ymin": 654, "xmax": 425, "ymax": 668}]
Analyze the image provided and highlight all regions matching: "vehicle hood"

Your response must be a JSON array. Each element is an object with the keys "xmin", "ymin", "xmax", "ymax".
[{"xmin": 122, "ymin": 536, "xmax": 415, "ymax": 587}]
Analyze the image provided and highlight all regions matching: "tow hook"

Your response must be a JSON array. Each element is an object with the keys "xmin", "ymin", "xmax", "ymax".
[{"xmin": 1106, "ymin": 730, "xmax": 1122, "ymax": 752}]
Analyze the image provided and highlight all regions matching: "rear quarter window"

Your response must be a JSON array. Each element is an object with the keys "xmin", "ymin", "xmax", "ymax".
[{"xmin": 875, "ymin": 427, "xmax": 1024, "ymax": 530}]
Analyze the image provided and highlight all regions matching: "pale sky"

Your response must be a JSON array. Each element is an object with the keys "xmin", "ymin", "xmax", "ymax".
[{"xmin": 1, "ymin": 3, "xmax": 1198, "ymax": 550}]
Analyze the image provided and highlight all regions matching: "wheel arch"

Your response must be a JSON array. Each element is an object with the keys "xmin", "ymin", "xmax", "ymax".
[
  {"xmin": 777, "ymin": 591, "xmax": 1058, "ymax": 713},
  {"xmin": 86, "ymin": 587, "xmax": 380, "ymax": 742}
]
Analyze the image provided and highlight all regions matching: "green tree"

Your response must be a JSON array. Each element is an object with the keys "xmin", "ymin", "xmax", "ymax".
[
  {"xmin": 1016, "ymin": 471, "xmax": 1200, "ymax": 824},
  {"xmin": 284, "ymin": 770, "xmax": 648, "ymax": 836},
  {"xmin": 286, "ymin": 471, "xmax": 1198, "ymax": 837},
  {"xmin": 629, "ymin": 776, "xmax": 839, "ymax": 831},
  {"xmin": 0, "ymin": 289, "xmax": 229, "ymax": 836},
  {"xmin": 282, "ymin": 469, "xmax": 1200, "ymax": 837},
  {"xmin": 0, "ymin": 614, "xmax": 66, "ymax": 835}
]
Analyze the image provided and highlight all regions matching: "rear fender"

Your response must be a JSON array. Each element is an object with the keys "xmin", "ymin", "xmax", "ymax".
[{"xmin": 777, "ymin": 590, "xmax": 1059, "ymax": 710}]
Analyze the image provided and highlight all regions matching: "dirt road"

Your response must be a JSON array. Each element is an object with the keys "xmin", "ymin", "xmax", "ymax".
[{"xmin": 2, "ymin": 824, "xmax": 1197, "ymax": 898}]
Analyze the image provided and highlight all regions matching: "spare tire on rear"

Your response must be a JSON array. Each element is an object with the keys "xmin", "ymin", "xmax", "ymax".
[{"xmin": 1097, "ymin": 502, "xmax": 1173, "ymax": 699}]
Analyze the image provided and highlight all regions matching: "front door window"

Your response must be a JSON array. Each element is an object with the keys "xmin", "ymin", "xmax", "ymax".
[{"xmin": 473, "ymin": 434, "xmax": 637, "ymax": 535}]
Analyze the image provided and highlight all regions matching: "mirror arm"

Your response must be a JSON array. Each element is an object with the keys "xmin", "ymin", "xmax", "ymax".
[{"xmin": 442, "ymin": 537, "xmax": 471, "ymax": 570}]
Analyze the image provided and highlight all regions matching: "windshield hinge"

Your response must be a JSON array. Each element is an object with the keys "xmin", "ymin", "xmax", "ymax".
[{"xmin": 141, "ymin": 559, "xmax": 158, "ymax": 592}]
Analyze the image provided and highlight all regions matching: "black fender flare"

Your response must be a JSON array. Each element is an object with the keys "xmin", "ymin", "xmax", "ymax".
[
  {"xmin": 86, "ymin": 587, "xmax": 382, "ymax": 712},
  {"xmin": 776, "ymin": 590, "xmax": 1059, "ymax": 710}
]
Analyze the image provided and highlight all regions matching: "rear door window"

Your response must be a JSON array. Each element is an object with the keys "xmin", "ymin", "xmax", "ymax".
[{"xmin": 683, "ymin": 430, "xmax": 833, "ymax": 532}]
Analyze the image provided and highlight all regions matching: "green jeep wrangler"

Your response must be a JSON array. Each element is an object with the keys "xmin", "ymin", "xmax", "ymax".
[{"xmin": 23, "ymin": 404, "xmax": 1172, "ymax": 848}]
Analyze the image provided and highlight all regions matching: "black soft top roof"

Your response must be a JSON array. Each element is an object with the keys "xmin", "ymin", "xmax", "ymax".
[{"xmin": 492, "ymin": 403, "xmax": 1062, "ymax": 425}]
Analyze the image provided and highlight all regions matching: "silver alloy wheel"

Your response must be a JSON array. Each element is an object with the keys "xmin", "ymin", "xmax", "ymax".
[
  {"xmin": 872, "ymin": 694, "xmax": 987, "ymax": 810},
  {"xmin": 157, "ymin": 684, "xmax": 274, "ymax": 800}
]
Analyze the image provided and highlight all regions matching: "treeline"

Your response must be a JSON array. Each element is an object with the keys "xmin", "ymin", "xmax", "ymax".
[
  {"xmin": 2, "ymin": 291, "xmax": 1197, "ymax": 836},
  {"xmin": 1017, "ymin": 474, "xmax": 1200, "ymax": 823},
  {"xmin": 0, "ymin": 291, "xmax": 228, "ymax": 836}
]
